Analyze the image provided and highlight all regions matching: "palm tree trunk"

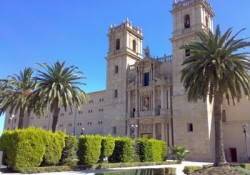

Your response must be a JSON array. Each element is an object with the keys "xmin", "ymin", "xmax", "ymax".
[
  {"xmin": 18, "ymin": 109, "xmax": 25, "ymax": 129},
  {"xmin": 214, "ymin": 91, "xmax": 227, "ymax": 166},
  {"xmin": 51, "ymin": 106, "xmax": 60, "ymax": 132}
]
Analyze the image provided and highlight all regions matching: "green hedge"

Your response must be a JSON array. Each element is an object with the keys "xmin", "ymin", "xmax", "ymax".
[
  {"xmin": 137, "ymin": 138, "xmax": 167, "ymax": 162},
  {"xmin": 60, "ymin": 135, "xmax": 78, "ymax": 166},
  {"xmin": 109, "ymin": 137, "xmax": 135, "ymax": 163},
  {"xmin": 0, "ymin": 128, "xmax": 45, "ymax": 170},
  {"xmin": 18, "ymin": 161, "xmax": 177, "ymax": 174},
  {"xmin": 95, "ymin": 168, "xmax": 176, "ymax": 175},
  {"xmin": 101, "ymin": 136, "xmax": 115, "ymax": 158},
  {"xmin": 42, "ymin": 131, "xmax": 66, "ymax": 165},
  {"xmin": 77, "ymin": 135, "xmax": 102, "ymax": 165},
  {"xmin": 183, "ymin": 166, "xmax": 202, "ymax": 174}
]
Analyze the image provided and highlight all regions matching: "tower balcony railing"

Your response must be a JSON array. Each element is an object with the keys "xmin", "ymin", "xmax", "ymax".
[
  {"xmin": 173, "ymin": 0, "xmax": 211, "ymax": 11},
  {"xmin": 156, "ymin": 55, "xmax": 173, "ymax": 62}
]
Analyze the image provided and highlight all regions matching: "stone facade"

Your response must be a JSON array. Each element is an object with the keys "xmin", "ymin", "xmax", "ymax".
[{"xmin": 4, "ymin": 0, "xmax": 250, "ymax": 163}]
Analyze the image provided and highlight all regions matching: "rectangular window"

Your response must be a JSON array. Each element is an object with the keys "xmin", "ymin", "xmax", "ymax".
[
  {"xmin": 185, "ymin": 49, "xmax": 190, "ymax": 57},
  {"xmin": 187, "ymin": 123, "xmax": 193, "ymax": 132},
  {"xmin": 144, "ymin": 72, "xmax": 150, "ymax": 86},
  {"xmin": 222, "ymin": 110, "xmax": 226, "ymax": 122},
  {"xmin": 115, "ymin": 65, "xmax": 119, "ymax": 73},
  {"xmin": 114, "ymin": 89, "xmax": 118, "ymax": 98},
  {"xmin": 113, "ymin": 127, "xmax": 117, "ymax": 134}
]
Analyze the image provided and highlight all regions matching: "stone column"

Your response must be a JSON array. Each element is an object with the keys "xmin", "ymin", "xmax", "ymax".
[
  {"xmin": 127, "ymin": 91, "xmax": 131, "ymax": 118},
  {"xmin": 152, "ymin": 87, "xmax": 156, "ymax": 116},
  {"xmin": 161, "ymin": 122, "xmax": 165, "ymax": 141},
  {"xmin": 166, "ymin": 89, "xmax": 169, "ymax": 110},
  {"xmin": 127, "ymin": 121, "xmax": 131, "ymax": 137},
  {"xmin": 168, "ymin": 88, "xmax": 171, "ymax": 116},
  {"xmin": 135, "ymin": 90, "xmax": 138, "ymax": 117},
  {"xmin": 152, "ymin": 120, "xmax": 156, "ymax": 138},
  {"xmin": 161, "ymin": 86, "xmax": 165, "ymax": 108},
  {"xmin": 168, "ymin": 120, "xmax": 173, "ymax": 146}
]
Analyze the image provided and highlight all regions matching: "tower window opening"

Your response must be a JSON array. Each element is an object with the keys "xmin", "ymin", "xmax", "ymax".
[
  {"xmin": 114, "ymin": 89, "xmax": 118, "ymax": 98},
  {"xmin": 113, "ymin": 127, "xmax": 117, "ymax": 134},
  {"xmin": 115, "ymin": 65, "xmax": 119, "ymax": 73},
  {"xmin": 116, "ymin": 38, "xmax": 120, "ymax": 50},
  {"xmin": 184, "ymin": 14, "xmax": 190, "ymax": 29},
  {"xmin": 185, "ymin": 49, "xmax": 190, "ymax": 57},
  {"xmin": 144, "ymin": 72, "xmax": 150, "ymax": 86},
  {"xmin": 187, "ymin": 123, "xmax": 193, "ymax": 132},
  {"xmin": 132, "ymin": 40, "xmax": 136, "ymax": 51},
  {"xmin": 205, "ymin": 16, "xmax": 209, "ymax": 27}
]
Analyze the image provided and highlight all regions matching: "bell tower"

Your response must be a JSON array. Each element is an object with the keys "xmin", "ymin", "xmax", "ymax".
[
  {"xmin": 171, "ymin": 0, "xmax": 215, "ymax": 161},
  {"xmin": 104, "ymin": 19, "xmax": 143, "ymax": 136},
  {"xmin": 172, "ymin": 0, "xmax": 214, "ymax": 95}
]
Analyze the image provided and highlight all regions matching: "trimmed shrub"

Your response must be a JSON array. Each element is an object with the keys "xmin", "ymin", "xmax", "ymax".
[
  {"xmin": 0, "ymin": 128, "xmax": 45, "ymax": 170},
  {"xmin": 183, "ymin": 166, "xmax": 202, "ymax": 174},
  {"xmin": 231, "ymin": 163, "xmax": 250, "ymax": 170},
  {"xmin": 235, "ymin": 166, "xmax": 250, "ymax": 175},
  {"xmin": 100, "ymin": 135, "xmax": 115, "ymax": 162},
  {"xmin": 60, "ymin": 135, "xmax": 78, "ymax": 166},
  {"xmin": 42, "ymin": 131, "xmax": 66, "ymax": 165},
  {"xmin": 137, "ymin": 138, "xmax": 167, "ymax": 162},
  {"xmin": 95, "ymin": 168, "xmax": 176, "ymax": 175},
  {"xmin": 19, "ymin": 165, "xmax": 72, "ymax": 174},
  {"xmin": 109, "ymin": 137, "xmax": 134, "ymax": 163},
  {"xmin": 77, "ymin": 135, "xmax": 102, "ymax": 165}
]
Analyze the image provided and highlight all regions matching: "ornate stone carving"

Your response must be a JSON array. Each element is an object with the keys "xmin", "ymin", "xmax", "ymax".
[
  {"xmin": 142, "ymin": 96, "xmax": 150, "ymax": 111},
  {"xmin": 128, "ymin": 70, "xmax": 136, "ymax": 84},
  {"xmin": 139, "ymin": 124, "xmax": 152, "ymax": 133}
]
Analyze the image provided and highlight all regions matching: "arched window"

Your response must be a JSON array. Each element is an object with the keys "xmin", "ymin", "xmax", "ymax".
[
  {"xmin": 184, "ymin": 14, "xmax": 190, "ymax": 29},
  {"xmin": 116, "ymin": 38, "xmax": 120, "ymax": 50},
  {"xmin": 205, "ymin": 16, "xmax": 209, "ymax": 27},
  {"xmin": 132, "ymin": 40, "xmax": 136, "ymax": 51}
]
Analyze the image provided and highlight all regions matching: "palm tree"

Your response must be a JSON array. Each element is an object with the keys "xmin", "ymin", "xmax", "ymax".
[
  {"xmin": 181, "ymin": 25, "xmax": 250, "ymax": 166},
  {"xmin": 0, "ymin": 67, "xmax": 34, "ymax": 128},
  {"xmin": 34, "ymin": 61, "xmax": 87, "ymax": 132},
  {"xmin": 172, "ymin": 146, "xmax": 190, "ymax": 163}
]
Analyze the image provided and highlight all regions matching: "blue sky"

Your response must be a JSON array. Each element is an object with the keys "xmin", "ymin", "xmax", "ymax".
[{"xmin": 0, "ymin": 0, "xmax": 250, "ymax": 135}]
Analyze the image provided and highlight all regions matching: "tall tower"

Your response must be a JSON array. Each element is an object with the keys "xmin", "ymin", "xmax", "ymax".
[
  {"xmin": 104, "ymin": 19, "xmax": 143, "ymax": 135},
  {"xmin": 171, "ymin": 0, "xmax": 215, "ymax": 161}
]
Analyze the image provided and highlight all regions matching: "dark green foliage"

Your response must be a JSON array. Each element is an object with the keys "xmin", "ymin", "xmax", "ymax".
[
  {"xmin": 77, "ymin": 135, "xmax": 102, "ymax": 165},
  {"xmin": 137, "ymin": 138, "xmax": 167, "ymax": 162},
  {"xmin": 42, "ymin": 131, "xmax": 66, "ymax": 165},
  {"xmin": 183, "ymin": 166, "xmax": 202, "ymax": 174},
  {"xmin": 0, "ymin": 128, "xmax": 45, "ymax": 170},
  {"xmin": 109, "ymin": 137, "xmax": 134, "ymax": 163},
  {"xmin": 60, "ymin": 135, "xmax": 78, "ymax": 166}
]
